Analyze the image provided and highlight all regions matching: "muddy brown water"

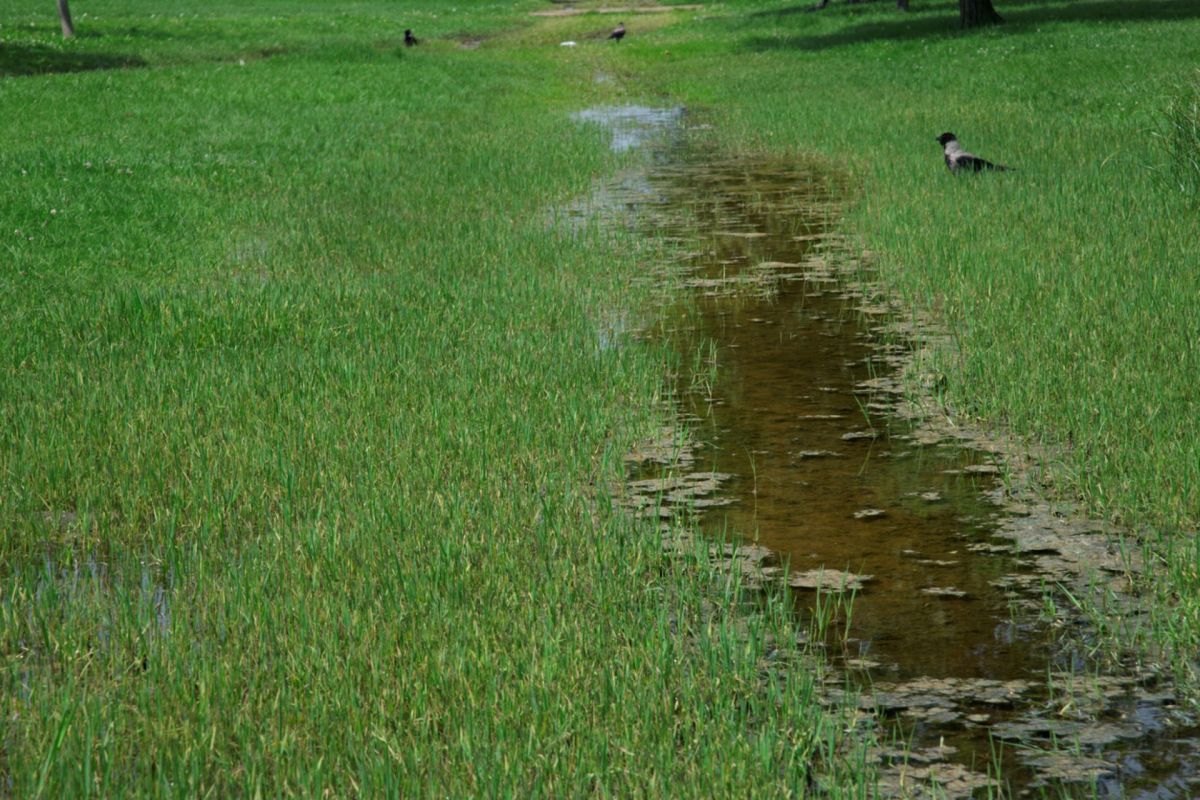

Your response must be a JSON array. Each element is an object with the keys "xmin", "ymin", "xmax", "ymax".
[
  {"xmin": 663, "ymin": 202, "xmax": 1036, "ymax": 679},
  {"xmin": 574, "ymin": 106, "xmax": 1200, "ymax": 798}
]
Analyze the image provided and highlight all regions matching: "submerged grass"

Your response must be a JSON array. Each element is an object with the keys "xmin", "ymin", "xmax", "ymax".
[
  {"xmin": 624, "ymin": 0, "xmax": 1200, "ymax": 679},
  {"xmin": 0, "ymin": 2, "xmax": 871, "ymax": 795}
]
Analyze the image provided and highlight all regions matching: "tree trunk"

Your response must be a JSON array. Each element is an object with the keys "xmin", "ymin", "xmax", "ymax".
[
  {"xmin": 959, "ymin": 0, "xmax": 1002, "ymax": 27},
  {"xmin": 57, "ymin": 0, "xmax": 75, "ymax": 38}
]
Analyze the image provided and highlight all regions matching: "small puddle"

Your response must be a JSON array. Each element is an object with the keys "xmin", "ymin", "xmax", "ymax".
[
  {"xmin": 571, "ymin": 106, "xmax": 685, "ymax": 153},
  {"xmin": 575, "ymin": 106, "xmax": 1200, "ymax": 797}
]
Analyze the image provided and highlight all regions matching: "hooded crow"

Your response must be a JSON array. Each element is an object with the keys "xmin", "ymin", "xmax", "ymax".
[
  {"xmin": 937, "ymin": 132, "xmax": 1012, "ymax": 173},
  {"xmin": 404, "ymin": 29, "xmax": 419, "ymax": 47},
  {"xmin": 608, "ymin": 23, "xmax": 626, "ymax": 41}
]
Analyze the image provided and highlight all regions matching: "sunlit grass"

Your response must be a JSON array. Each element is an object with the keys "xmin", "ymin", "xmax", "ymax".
[
  {"xmin": 8, "ymin": 0, "xmax": 1199, "ymax": 792},
  {"xmin": 0, "ymin": 2, "xmax": 871, "ymax": 795}
]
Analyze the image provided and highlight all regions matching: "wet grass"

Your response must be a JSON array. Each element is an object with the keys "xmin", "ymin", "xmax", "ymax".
[
  {"xmin": 0, "ymin": 2, "xmax": 874, "ymax": 795},
  {"xmin": 9, "ymin": 0, "xmax": 1200, "ymax": 792},
  {"xmin": 626, "ymin": 0, "xmax": 1200, "ymax": 682}
]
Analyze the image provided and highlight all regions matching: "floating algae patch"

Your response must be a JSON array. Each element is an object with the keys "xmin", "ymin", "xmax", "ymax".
[{"xmin": 573, "ymin": 106, "xmax": 1200, "ymax": 797}]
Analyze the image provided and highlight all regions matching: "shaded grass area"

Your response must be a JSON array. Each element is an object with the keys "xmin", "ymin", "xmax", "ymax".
[
  {"xmin": 1, "ymin": 3, "xmax": 863, "ymax": 795},
  {"xmin": 626, "ymin": 0, "xmax": 1200, "ymax": 674},
  {"xmin": 0, "ymin": 43, "xmax": 145, "ymax": 77},
  {"xmin": 0, "ymin": 0, "xmax": 529, "ymax": 76},
  {"xmin": 746, "ymin": 0, "xmax": 1200, "ymax": 50}
]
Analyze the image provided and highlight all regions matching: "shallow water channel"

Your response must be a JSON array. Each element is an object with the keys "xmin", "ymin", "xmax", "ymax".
[{"xmin": 576, "ymin": 106, "xmax": 1200, "ymax": 798}]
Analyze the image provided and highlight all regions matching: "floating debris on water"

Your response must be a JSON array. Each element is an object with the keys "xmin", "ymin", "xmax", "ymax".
[
  {"xmin": 789, "ymin": 569, "xmax": 873, "ymax": 592},
  {"xmin": 920, "ymin": 587, "xmax": 969, "ymax": 599}
]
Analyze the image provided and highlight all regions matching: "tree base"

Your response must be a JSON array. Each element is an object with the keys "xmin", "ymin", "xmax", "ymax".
[{"xmin": 959, "ymin": 0, "xmax": 1003, "ymax": 27}]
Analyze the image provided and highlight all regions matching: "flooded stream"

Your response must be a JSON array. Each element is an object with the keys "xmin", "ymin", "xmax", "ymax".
[{"xmin": 574, "ymin": 106, "xmax": 1200, "ymax": 798}]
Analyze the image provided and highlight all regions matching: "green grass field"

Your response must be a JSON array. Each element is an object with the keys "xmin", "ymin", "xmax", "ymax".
[
  {"xmin": 0, "ymin": 3, "xmax": 859, "ymax": 795},
  {"xmin": 4, "ymin": 0, "xmax": 1200, "ymax": 794}
]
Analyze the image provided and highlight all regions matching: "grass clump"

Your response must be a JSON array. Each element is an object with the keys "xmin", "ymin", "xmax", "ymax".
[{"xmin": 1159, "ymin": 73, "xmax": 1200, "ymax": 204}]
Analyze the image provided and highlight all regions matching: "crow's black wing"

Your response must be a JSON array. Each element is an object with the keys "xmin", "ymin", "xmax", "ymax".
[{"xmin": 958, "ymin": 154, "xmax": 1011, "ymax": 172}]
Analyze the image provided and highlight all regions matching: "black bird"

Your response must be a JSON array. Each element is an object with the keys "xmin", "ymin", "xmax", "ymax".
[
  {"xmin": 404, "ymin": 29, "xmax": 419, "ymax": 47},
  {"xmin": 937, "ymin": 132, "xmax": 1012, "ymax": 173},
  {"xmin": 608, "ymin": 22, "xmax": 626, "ymax": 41}
]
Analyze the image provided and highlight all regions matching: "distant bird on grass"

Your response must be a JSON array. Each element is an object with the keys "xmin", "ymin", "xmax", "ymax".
[
  {"xmin": 937, "ymin": 132, "xmax": 1013, "ymax": 173},
  {"xmin": 405, "ymin": 29, "xmax": 419, "ymax": 47},
  {"xmin": 608, "ymin": 22, "xmax": 626, "ymax": 41}
]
